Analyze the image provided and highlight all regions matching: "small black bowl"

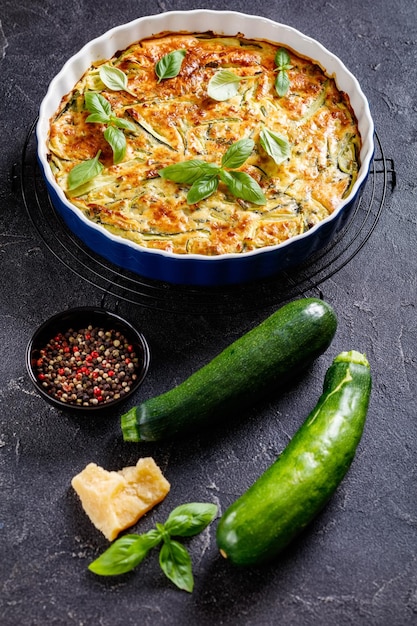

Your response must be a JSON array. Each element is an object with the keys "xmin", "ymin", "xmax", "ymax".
[{"xmin": 26, "ymin": 306, "xmax": 150, "ymax": 412}]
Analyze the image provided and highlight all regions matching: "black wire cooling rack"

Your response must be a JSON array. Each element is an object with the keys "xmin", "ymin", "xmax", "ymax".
[{"xmin": 18, "ymin": 121, "xmax": 395, "ymax": 314}]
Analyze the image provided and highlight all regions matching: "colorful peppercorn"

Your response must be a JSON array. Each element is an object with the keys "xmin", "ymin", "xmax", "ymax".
[{"xmin": 34, "ymin": 325, "xmax": 141, "ymax": 407}]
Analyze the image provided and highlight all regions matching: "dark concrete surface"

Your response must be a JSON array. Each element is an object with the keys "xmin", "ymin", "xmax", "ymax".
[{"xmin": 0, "ymin": 1, "xmax": 416, "ymax": 624}]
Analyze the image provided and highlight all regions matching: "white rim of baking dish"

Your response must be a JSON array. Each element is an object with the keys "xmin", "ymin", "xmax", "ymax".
[{"xmin": 36, "ymin": 9, "xmax": 375, "ymax": 266}]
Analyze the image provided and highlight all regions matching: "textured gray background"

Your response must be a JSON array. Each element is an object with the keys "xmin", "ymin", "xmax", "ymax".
[{"xmin": 0, "ymin": 1, "xmax": 416, "ymax": 624}]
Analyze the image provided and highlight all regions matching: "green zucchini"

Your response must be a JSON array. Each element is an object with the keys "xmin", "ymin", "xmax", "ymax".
[
  {"xmin": 121, "ymin": 297, "xmax": 337, "ymax": 442},
  {"xmin": 216, "ymin": 350, "xmax": 372, "ymax": 566}
]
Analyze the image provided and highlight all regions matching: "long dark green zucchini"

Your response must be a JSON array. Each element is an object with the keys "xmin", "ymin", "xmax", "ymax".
[
  {"xmin": 121, "ymin": 297, "xmax": 337, "ymax": 442},
  {"xmin": 216, "ymin": 350, "xmax": 372, "ymax": 566}
]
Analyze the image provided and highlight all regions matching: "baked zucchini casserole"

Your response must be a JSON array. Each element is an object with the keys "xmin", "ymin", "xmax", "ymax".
[{"xmin": 47, "ymin": 33, "xmax": 361, "ymax": 256}]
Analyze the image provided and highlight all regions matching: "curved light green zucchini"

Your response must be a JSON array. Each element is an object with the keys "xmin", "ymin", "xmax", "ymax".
[
  {"xmin": 216, "ymin": 350, "xmax": 372, "ymax": 566},
  {"xmin": 121, "ymin": 297, "xmax": 337, "ymax": 442}
]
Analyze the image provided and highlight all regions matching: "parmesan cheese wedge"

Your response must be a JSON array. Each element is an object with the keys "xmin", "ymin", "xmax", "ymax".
[{"xmin": 71, "ymin": 457, "xmax": 170, "ymax": 541}]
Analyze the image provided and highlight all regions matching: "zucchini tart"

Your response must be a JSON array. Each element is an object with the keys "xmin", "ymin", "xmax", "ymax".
[{"xmin": 47, "ymin": 32, "xmax": 361, "ymax": 257}]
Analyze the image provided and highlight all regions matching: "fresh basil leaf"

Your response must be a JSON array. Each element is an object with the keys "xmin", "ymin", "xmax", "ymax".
[
  {"xmin": 164, "ymin": 503, "xmax": 218, "ymax": 537},
  {"xmin": 104, "ymin": 125, "xmax": 126, "ymax": 164},
  {"xmin": 85, "ymin": 112, "xmax": 109, "ymax": 125},
  {"xmin": 219, "ymin": 169, "xmax": 266, "ymax": 205},
  {"xmin": 187, "ymin": 175, "xmax": 218, "ymax": 204},
  {"xmin": 67, "ymin": 151, "xmax": 103, "ymax": 191},
  {"xmin": 155, "ymin": 49, "xmax": 187, "ymax": 82},
  {"xmin": 159, "ymin": 539, "xmax": 194, "ymax": 592},
  {"xmin": 275, "ymin": 47, "xmax": 291, "ymax": 70},
  {"xmin": 159, "ymin": 160, "xmax": 219, "ymax": 185},
  {"xmin": 207, "ymin": 69, "xmax": 242, "ymax": 101},
  {"xmin": 221, "ymin": 138, "xmax": 254, "ymax": 169},
  {"xmin": 275, "ymin": 70, "xmax": 290, "ymax": 97},
  {"xmin": 259, "ymin": 128, "xmax": 291, "ymax": 164},
  {"xmin": 84, "ymin": 91, "xmax": 112, "ymax": 119},
  {"xmin": 88, "ymin": 531, "xmax": 161, "ymax": 576},
  {"xmin": 109, "ymin": 116, "xmax": 137, "ymax": 132},
  {"xmin": 99, "ymin": 64, "xmax": 129, "ymax": 92}
]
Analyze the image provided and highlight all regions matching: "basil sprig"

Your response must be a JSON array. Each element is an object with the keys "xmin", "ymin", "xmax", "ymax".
[
  {"xmin": 84, "ymin": 91, "xmax": 136, "ymax": 164},
  {"xmin": 155, "ymin": 49, "xmax": 187, "ymax": 82},
  {"xmin": 274, "ymin": 48, "xmax": 293, "ymax": 97},
  {"xmin": 259, "ymin": 127, "xmax": 291, "ymax": 164},
  {"xmin": 67, "ymin": 150, "xmax": 103, "ymax": 191},
  {"xmin": 88, "ymin": 502, "xmax": 217, "ymax": 593},
  {"xmin": 207, "ymin": 48, "xmax": 292, "ymax": 100},
  {"xmin": 159, "ymin": 138, "xmax": 266, "ymax": 205}
]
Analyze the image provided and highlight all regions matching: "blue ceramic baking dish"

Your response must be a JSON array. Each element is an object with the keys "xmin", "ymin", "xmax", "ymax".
[{"xmin": 36, "ymin": 10, "xmax": 374, "ymax": 287}]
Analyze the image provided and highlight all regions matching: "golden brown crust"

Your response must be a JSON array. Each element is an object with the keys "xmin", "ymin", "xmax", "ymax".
[{"xmin": 47, "ymin": 33, "xmax": 361, "ymax": 256}]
